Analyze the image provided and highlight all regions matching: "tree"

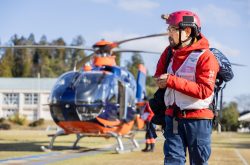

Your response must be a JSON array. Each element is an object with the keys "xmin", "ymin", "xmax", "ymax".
[
  {"xmin": 113, "ymin": 52, "xmax": 121, "ymax": 66},
  {"xmin": 50, "ymin": 37, "xmax": 68, "ymax": 76},
  {"xmin": 0, "ymin": 48, "xmax": 14, "ymax": 77},
  {"xmin": 11, "ymin": 35, "xmax": 33, "ymax": 77},
  {"xmin": 146, "ymin": 75, "xmax": 157, "ymax": 98},
  {"xmin": 36, "ymin": 35, "xmax": 53, "ymax": 77},
  {"xmin": 126, "ymin": 53, "xmax": 144, "ymax": 78},
  {"xmin": 27, "ymin": 33, "xmax": 35, "ymax": 44},
  {"xmin": 39, "ymin": 35, "xmax": 48, "ymax": 45},
  {"xmin": 221, "ymin": 101, "xmax": 239, "ymax": 131},
  {"xmin": 70, "ymin": 35, "xmax": 86, "ymax": 70}
]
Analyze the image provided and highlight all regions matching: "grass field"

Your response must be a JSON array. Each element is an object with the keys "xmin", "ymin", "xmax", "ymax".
[{"xmin": 0, "ymin": 130, "xmax": 249, "ymax": 165}]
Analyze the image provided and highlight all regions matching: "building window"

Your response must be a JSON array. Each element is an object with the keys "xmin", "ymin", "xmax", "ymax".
[
  {"xmin": 23, "ymin": 109, "xmax": 38, "ymax": 121},
  {"xmin": 24, "ymin": 93, "xmax": 38, "ymax": 105},
  {"xmin": 3, "ymin": 93, "xmax": 19, "ymax": 105},
  {"xmin": 2, "ymin": 108, "xmax": 18, "ymax": 118}
]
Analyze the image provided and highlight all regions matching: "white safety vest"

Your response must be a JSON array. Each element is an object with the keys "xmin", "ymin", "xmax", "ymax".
[{"xmin": 164, "ymin": 50, "xmax": 214, "ymax": 110}]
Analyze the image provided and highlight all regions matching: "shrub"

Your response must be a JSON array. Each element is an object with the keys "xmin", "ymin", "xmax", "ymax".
[
  {"xmin": 29, "ymin": 118, "xmax": 45, "ymax": 127},
  {"xmin": 0, "ymin": 118, "xmax": 5, "ymax": 123},
  {"xmin": 0, "ymin": 123, "xmax": 11, "ymax": 130},
  {"xmin": 8, "ymin": 113, "xmax": 27, "ymax": 125}
]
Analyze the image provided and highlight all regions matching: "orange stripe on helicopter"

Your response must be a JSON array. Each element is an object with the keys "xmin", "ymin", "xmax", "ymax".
[
  {"xmin": 57, "ymin": 120, "xmax": 134, "ymax": 135},
  {"xmin": 94, "ymin": 40, "xmax": 118, "ymax": 48},
  {"xmin": 116, "ymin": 120, "xmax": 134, "ymax": 135},
  {"xmin": 96, "ymin": 117, "xmax": 121, "ymax": 127},
  {"xmin": 138, "ymin": 64, "xmax": 146, "ymax": 74},
  {"xmin": 93, "ymin": 56, "xmax": 116, "ymax": 66},
  {"xmin": 136, "ymin": 115, "xmax": 145, "ymax": 129},
  {"xmin": 94, "ymin": 40, "xmax": 113, "ymax": 46},
  {"xmin": 83, "ymin": 64, "xmax": 92, "ymax": 71}
]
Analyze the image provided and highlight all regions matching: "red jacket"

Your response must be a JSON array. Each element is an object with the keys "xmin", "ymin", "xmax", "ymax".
[{"xmin": 154, "ymin": 34, "xmax": 219, "ymax": 119}]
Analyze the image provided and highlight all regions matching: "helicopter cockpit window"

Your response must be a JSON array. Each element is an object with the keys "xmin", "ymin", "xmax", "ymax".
[
  {"xmin": 75, "ymin": 72, "xmax": 118, "ymax": 121},
  {"xmin": 49, "ymin": 71, "xmax": 80, "ymax": 104},
  {"xmin": 75, "ymin": 72, "xmax": 117, "ymax": 104}
]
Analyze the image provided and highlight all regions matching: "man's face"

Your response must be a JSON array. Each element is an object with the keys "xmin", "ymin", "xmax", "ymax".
[
  {"xmin": 167, "ymin": 26, "xmax": 180, "ymax": 47},
  {"xmin": 167, "ymin": 26, "xmax": 191, "ymax": 48}
]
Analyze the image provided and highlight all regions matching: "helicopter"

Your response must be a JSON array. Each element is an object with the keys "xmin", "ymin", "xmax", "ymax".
[{"xmin": 0, "ymin": 33, "xmax": 167, "ymax": 153}]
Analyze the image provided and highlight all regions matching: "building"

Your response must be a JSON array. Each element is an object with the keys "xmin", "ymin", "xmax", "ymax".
[
  {"xmin": 0, "ymin": 78, "xmax": 57, "ymax": 121},
  {"xmin": 238, "ymin": 111, "xmax": 250, "ymax": 133},
  {"xmin": 238, "ymin": 111, "xmax": 250, "ymax": 122}
]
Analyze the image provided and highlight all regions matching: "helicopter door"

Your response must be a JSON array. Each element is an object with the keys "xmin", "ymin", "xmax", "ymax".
[{"xmin": 118, "ymin": 81, "xmax": 127, "ymax": 120}]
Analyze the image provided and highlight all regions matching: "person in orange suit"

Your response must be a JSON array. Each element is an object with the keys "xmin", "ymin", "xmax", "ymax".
[{"xmin": 141, "ymin": 101, "xmax": 157, "ymax": 152}]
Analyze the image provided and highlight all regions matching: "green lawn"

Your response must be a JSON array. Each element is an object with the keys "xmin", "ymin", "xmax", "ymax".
[{"xmin": 0, "ymin": 130, "xmax": 249, "ymax": 165}]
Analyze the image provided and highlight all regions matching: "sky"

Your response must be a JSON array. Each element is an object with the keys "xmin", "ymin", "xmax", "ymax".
[{"xmin": 0, "ymin": 0, "xmax": 250, "ymax": 106}]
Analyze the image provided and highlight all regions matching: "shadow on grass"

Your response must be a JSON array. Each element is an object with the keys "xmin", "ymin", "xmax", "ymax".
[
  {"xmin": 0, "ymin": 141, "xmax": 106, "ymax": 152},
  {"xmin": 0, "ymin": 141, "xmax": 48, "ymax": 152}
]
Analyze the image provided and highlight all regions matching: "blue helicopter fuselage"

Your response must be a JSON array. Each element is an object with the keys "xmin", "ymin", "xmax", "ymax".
[{"xmin": 48, "ymin": 65, "xmax": 139, "ymax": 125}]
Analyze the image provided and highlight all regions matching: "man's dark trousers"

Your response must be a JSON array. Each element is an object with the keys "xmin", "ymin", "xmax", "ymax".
[{"xmin": 163, "ymin": 116, "xmax": 212, "ymax": 165}]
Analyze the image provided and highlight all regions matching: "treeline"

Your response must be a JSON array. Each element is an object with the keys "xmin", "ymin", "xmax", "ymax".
[{"xmin": 0, "ymin": 33, "xmax": 87, "ymax": 77}]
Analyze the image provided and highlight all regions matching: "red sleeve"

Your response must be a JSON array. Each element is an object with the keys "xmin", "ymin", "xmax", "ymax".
[
  {"xmin": 166, "ymin": 50, "xmax": 219, "ymax": 99},
  {"xmin": 144, "ymin": 102, "xmax": 154, "ymax": 121},
  {"xmin": 154, "ymin": 47, "xmax": 169, "ymax": 77}
]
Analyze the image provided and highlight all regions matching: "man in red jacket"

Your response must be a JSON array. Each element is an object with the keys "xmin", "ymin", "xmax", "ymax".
[{"xmin": 155, "ymin": 10, "xmax": 219, "ymax": 165}]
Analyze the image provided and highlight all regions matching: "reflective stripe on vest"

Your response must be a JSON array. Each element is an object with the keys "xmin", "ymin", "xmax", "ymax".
[{"xmin": 164, "ymin": 50, "xmax": 214, "ymax": 110}]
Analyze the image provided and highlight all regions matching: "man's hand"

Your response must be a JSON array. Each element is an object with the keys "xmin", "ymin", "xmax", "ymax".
[{"xmin": 155, "ymin": 73, "xmax": 169, "ymax": 88}]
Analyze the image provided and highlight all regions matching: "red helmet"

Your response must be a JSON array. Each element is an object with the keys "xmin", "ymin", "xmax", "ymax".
[{"xmin": 162, "ymin": 10, "xmax": 201, "ymax": 36}]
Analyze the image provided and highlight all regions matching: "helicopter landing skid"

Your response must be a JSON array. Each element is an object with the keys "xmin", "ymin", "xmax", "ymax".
[
  {"xmin": 41, "ymin": 130, "xmax": 139, "ymax": 153},
  {"xmin": 41, "ymin": 129, "xmax": 85, "ymax": 151},
  {"xmin": 108, "ymin": 131, "xmax": 139, "ymax": 154}
]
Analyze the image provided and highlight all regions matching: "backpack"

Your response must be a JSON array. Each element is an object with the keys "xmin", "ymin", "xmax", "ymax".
[
  {"xmin": 149, "ymin": 48, "xmax": 234, "ymax": 126},
  {"xmin": 149, "ymin": 88, "xmax": 166, "ymax": 127},
  {"xmin": 209, "ymin": 48, "xmax": 234, "ymax": 125},
  {"xmin": 210, "ymin": 48, "xmax": 234, "ymax": 83}
]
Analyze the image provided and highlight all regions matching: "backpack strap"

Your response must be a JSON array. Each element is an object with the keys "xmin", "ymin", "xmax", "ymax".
[
  {"xmin": 212, "ymin": 80, "xmax": 226, "ymax": 128},
  {"xmin": 213, "ymin": 80, "xmax": 226, "ymax": 111},
  {"xmin": 165, "ymin": 48, "xmax": 173, "ymax": 73},
  {"xmin": 219, "ymin": 83, "xmax": 226, "ymax": 112}
]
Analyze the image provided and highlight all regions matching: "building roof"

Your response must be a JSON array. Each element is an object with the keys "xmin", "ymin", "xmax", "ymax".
[
  {"xmin": 238, "ymin": 111, "xmax": 250, "ymax": 122},
  {"xmin": 0, "ymin": 78, "xmax": 57, "ymax": 91}
]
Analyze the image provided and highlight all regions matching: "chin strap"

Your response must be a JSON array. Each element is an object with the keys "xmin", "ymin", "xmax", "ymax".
[{"xmin": 173, "ymin": 29, "xmax": 193, "ymax": 49}]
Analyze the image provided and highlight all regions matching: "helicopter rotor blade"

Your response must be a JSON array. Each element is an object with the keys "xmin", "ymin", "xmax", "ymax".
[
  {"xmin": 115, "ymin": 33, "xmax": 168, "ymax": 46},
  {"xmin": 113, "ymin": 49, "xmax": 161, "ymax": 54},
  {"xmin": 231, "ymin": 63, "xmax": 247, "ymax": 67},
  {"xmin": 76, "ymin": 53, "xmax": 95, "ymax": 70},
  {"xmin": 0, "ymin": 45, "xmax": 94, "ymax": 51}
]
